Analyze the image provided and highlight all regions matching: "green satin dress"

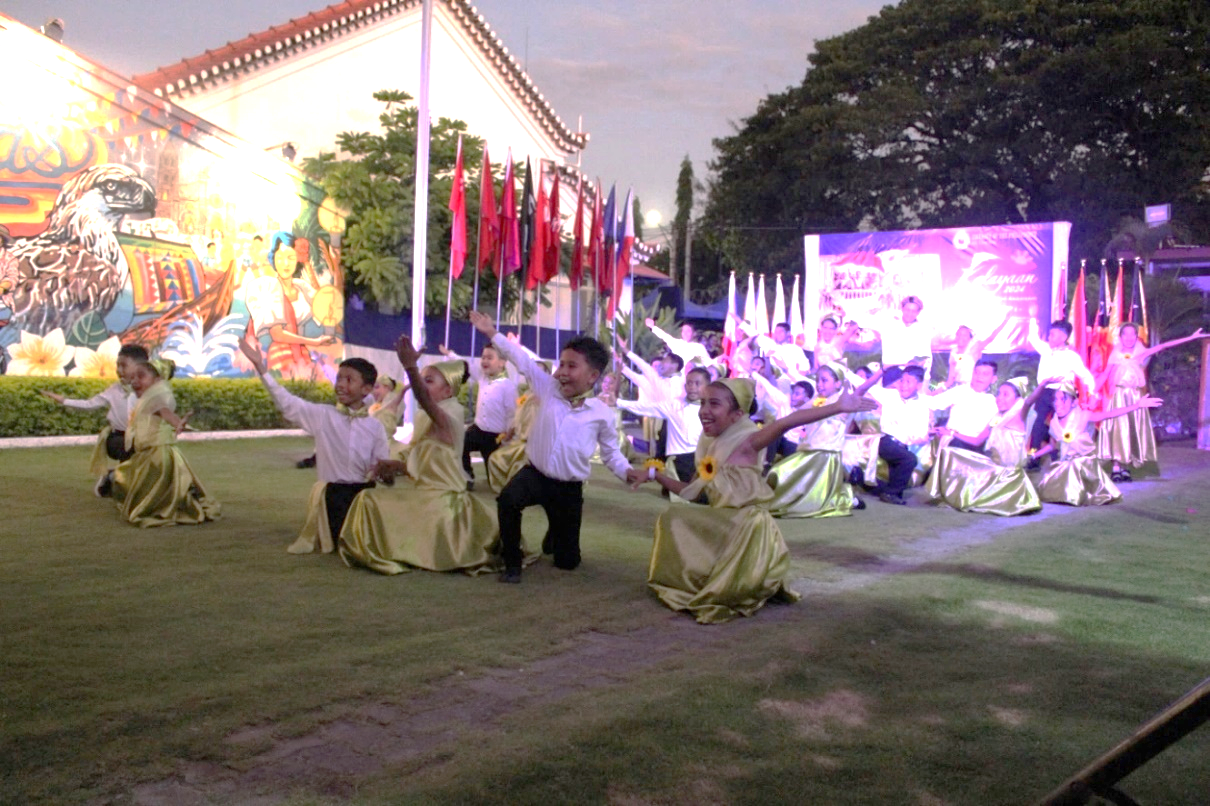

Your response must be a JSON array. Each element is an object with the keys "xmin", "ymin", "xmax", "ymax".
[
  {"xmin": 650, "ymin": 419, "xmax": 801, "ymax": 624},
  {"xmin": 925, "ymin": 401, "xmax": 1041, "ymax": 516},
  {"xmin": 1096, "ymin": 350, "xmax": 1158, "ymax": 470},
  {"xmin": 985, "ymin": 402, "xmax": 1029, "ymax": 469},
  {"xmin": 767, "ymin": 397, "xmax": 854, "ymax": 518},
  {"xmin": 111, "ymin": 381, "xmax": 221, "ymax": 528},
  {"xmin": 1037, "ymin": 409, "xmax": 1121, "ymax": 506},
  {"xmin": 486, "ymin": 390, "xmax": 540, "ymax": 493},
  {"xmin": 339, "ymin": 398, "xmax": 501, "ymax": 575}
]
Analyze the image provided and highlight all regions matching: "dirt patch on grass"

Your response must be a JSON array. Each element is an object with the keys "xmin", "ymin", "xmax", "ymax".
[
  {"xmin": 989, "ymin": 705, "xmax": 1028, "ymax": 727},
  {"xmin": 975, "ymin": 600, "xmax": 1059, "ymax": 623},
  {"xmin": 757, "ymin": 689, "xmax": 870, "ymax": 740}
]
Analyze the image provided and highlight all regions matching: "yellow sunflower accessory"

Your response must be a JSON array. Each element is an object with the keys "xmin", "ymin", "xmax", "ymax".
[
  {"xmin": 643, "ymin": 458, "xmax": 666, "ymax": 474},
  {"xmin": 1122, "ymin": 353, "xmax": 1133, "ymax": 360},
  {"xmin": 812, "ymin": 396, "xmax": 828, "ymax": 408},
  {"xmin": 495, "ymin": 432, "xmax": 507, "ymax": 444},
  {"xmin": 515, "ymin": 393, "xmax": 529, "ymax": 408},
  {"xmin": 696, "ymin": 455, "xmax": 718, "ymax": 481},
  {"xmin": 1062, "ymin": 430, "xmax": 1075, "ymax": 443}
]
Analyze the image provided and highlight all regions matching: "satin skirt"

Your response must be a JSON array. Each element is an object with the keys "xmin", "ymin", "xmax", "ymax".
[
  {"xmin": 89, "ymin": 426, "xmax": 112, "ymax": 477},
  {"xmin": 925, "ymin": 446, "xmax": 1041, "ymax": 516},
  {"xmin": 338, "ymin": 485, "xmax": 501, "ymax": 575},
  {"xmin": 486, "ymin": 439, "xmax": 527, "ymax": 494},
  {"xmin": 766, "ymin": 450, "xmax": 854, "ymax": 519},
  {"xmin": 289, "ymin": 481, "xmax": 336, "ymax": 554},
  {"xmin": 842, "ymin": 434, "xmax": 882, "ymax": 485},
  {"xmin": 1038, "ymin": 457, "xmax": 1121, "ymax": 506},
  {"xmin": 111, "ymin": 445, "xmax": 221, "ymax": 528},
  {"xmin": 1096, "ymin": 386, "xmax": 1158, "ymax": 468},
  {"xmin": 649, "ymin": 503, "xmax": 800, "ymax": 624},
  {"xmin": 986, "ymin": 427, "xmax": 1028, "ymax": 469}
]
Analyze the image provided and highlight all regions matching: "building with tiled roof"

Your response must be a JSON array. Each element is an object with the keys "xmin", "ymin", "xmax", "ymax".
[{"xmin": 134, "ymin": 0, "xmax": 588, "ymax": 171}]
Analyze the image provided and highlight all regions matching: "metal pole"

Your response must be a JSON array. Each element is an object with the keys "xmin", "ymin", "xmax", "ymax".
[
  {"xmin": 408, "ymin": 0, "xmax": 434, "ymax": 425},
  {"xmin": 682, "ymin": 221, "xmax": 692, "ymax": 301}
]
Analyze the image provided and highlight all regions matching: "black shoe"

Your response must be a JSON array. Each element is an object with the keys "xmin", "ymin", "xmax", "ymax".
[
  {"xmin": 1120, "ymin": 469, "xmax": 1133, "ymax": 483},
  {"xmin": 852, "ymin": 496, "xmax": 867, "ymax": 511},
  {"xmin": 878, "ymin": 491, "xmax": 907, "ymax": 506},
  {"xmin": 1025, "ymin": 457, "xmax": 1041, "ymax": 472},
  {"xmin": 499, "ymin": 567, "xmax": 522, "ymax": 584},
  {"xmin": 94, "ymin": 472, "xmax": 113, "ymax": 498},
  {"xmin": 466, "ymin": 480, "xmax": 475, "ymax": 492},
  {"xmin": 848, "ymin": 467, "xmax": 864, "ymax": 487},
  {"xmin": 295, "ymin": 455, "xmax": 316, "ymax": 469}
]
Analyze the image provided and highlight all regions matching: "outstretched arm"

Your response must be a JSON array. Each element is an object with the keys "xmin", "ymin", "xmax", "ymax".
[
  {"xmin": 974, "ymin": 315, "xmax": 1012, "ymax": 353},
  {"xmin": 747, "ymin": 391, "xmax": 877, "ymax": 455},
  {"xmin": 396, "ymin": 336, "xmax": 452, "ymax": 445},
  {"xmin": 1086, "ymin": 395, "xmax": 1163, "ymax": 424},
  {"xmin": 853, "ymin": 366, "xmax": 887, "ymax": 397},
  {"xmin": 1133, "ymin": 328, "xmax": 1206, "ymax": 363}
]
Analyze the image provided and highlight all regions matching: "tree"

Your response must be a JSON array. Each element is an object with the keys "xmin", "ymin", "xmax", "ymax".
[
  {"xmin": 303, "ymin": 90, "xmax": 522, "ymax": 317},
  {"xmin": 672, "ymin": 156, "xmax": 694, "ymax": 280},
  {"xmin": 703, "ymin": 0, "xmax": 1210, "ymax": 275}
]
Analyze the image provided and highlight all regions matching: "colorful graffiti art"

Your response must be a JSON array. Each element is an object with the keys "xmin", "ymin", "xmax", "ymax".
[{"xmin": 1, "ymin": 16, "xmax": 346, "ymax": 379}]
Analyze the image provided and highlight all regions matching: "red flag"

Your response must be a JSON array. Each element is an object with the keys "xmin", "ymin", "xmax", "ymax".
[
  {"xmin": 1108, "ymin": 259, "xmax": 1125, "ymax": 333},
  {"xmin": 1067, "ymin": 261, "xmax": 1089, "ymax": 366},
  {"xmin": 448, "ymin": 136, "xmax": 467, "ymax": 279},
  {"xmin": 525, "ymin": 164, "xmax": 549, "ymax": 289},
  {"xmin": 477, "ymin": 146, "xmax": 498, "ymax": 271},
  {"xmin": 542, "ymin": 169, "xmax": 561, "ymax": 285},
  {"xmin": 599, "ymin": 183, "xmax": 617, "ymax": 297},
  {"xmin": 570, "ymin": 178, "xmax": 585, "ymax": 290},
  {"xmin": 497, "ymin": 150, "xmax": 521, "ymax": 278},
  {"xmin": 589, "ymin": 181, "xmax": 604, "ymax": 292},
  {"xmin": 1090, "ymin": 259, "xmax": 1113, "ymax": 376}
]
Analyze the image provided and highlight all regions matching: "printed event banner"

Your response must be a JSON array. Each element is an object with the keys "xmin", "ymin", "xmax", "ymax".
[{"xmin": 803, "ymin": 222, "xmax": 1071, "ymax": 353}]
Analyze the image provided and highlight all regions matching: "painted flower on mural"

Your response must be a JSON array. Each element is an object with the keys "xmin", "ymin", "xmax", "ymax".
[
  {"xmin": 69, "ymin": 335, "xmax": 122, "ymax": 379},
  {"xmin": 5, "ymin": 328, "xmax": 73, "ymax": 376}
]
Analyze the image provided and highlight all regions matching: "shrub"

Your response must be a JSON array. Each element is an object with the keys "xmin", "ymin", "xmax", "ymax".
[{"xmin": 0, "ymin": 377, "xmax": 335, "ymax": 438}]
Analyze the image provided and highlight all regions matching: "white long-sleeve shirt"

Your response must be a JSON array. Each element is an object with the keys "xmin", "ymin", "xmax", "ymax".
[
  {"xmin": 617, "ymin": 396, "xmax": 703, "ymax": 456},
  {"xmin": 869, "ymin": 385, "xmax": 931, "ymax": 446},
  {"xmin": 1027, "ymin": 329, "xmax": 1095, "ymax": 390},
  {"xmin": 650, "ymin": 325, "xmax": 713, "ymax": 367},
  {"xmin": 261, "ymin": 375, "xmax": 388, "ymax": 484},
  {"xmin": 926, "ymin": 384, "xmax": 998, "ymax": 438},
  {"xmin": 493, "ymin": 334, "xmax": 630, "ymax": 482},
  {"xmin": 63, "ymin": 382, "xmax": 134, "ymax": 431}
]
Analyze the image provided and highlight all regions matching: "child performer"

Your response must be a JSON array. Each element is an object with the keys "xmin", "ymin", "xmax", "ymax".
[
  {"xmin": 767, "ymin": 363, "xmax": 880, "ymax": 518},
  {"xmin": 440, "ymin": 342, "xmax": 518, "ymax": 489},
  {"xmin": 942, "ymin": 317, "xmax": 1009, "ymax": 388},
  {"xmin": 1026, "ymin": 319, "xmax": 1096, "ymax": 453},
  {"xmin": 1034, "ymin": 383, "xmax": 1161, "ymax": 506},
  {"xmin": 109, "ymin": 359, "xmax": 220, "ymax": 527},
  {"xmin": 41, "ymin": 343, "xmax": 146, "ymax": 493},
  {"xmin": 469, "ymin": 310, "xmax": 644, "ymax": 583},
  {"xmin": 239, "ymin": 334, "xmax": 388, "ymax": 553},
  {"xmin": 640, "ymin": 378, "xmax": 875, "ymax": 623},
  {"xmin": 866, "ymin": 365, "xmax": 933, "ymax": 505},
  {"xmin": 1096, "ymin": 324, "xmax": 1206, "ymax": 482},
  {"xmin": 617, "ymin": 366, "xmax": 708, "ymax": 482},
  {"xmin": 984, "ymin": 377, "xmax": 1052, "ymax": 469},
  {"xmin": 339, "ymin": 338, "xmax": 499, "ymax": 575}
]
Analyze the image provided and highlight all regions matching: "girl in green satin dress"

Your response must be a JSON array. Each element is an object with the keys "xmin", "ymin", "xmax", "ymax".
[
  {"xmin": 1035, "ymin": 385, "xmax": 1162, "ymax": 506},
  {"xmin": 1094, "ymin": 324, "xmax": 1206, "ymax": 482},
  {"xmin": 110, "ymin": 359, "xmax": 221, "ymax": 527},
  {"xmin": 641, "ymin": 379, "xmax": 876, "ymax": 624},
  {"xmin": 339, "ymin": 338, "xmax": 500, "ymax": 575},
  {"xmin": 767, "ymin": 364, "xmax": 879, "ymax": 518}
]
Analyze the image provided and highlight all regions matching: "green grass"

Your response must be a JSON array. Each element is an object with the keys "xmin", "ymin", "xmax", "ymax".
[{"xmin": 2, "ymin": 438, "xmax": 1209, "ymax": 804}]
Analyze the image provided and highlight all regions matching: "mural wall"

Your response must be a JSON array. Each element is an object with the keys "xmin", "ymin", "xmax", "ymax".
[{"xmin": 0, "ymin": 16, "xmax": 347, "ymax": 380}]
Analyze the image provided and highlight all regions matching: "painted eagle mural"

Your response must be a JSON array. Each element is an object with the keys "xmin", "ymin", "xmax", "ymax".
[{"xmin": 5, "ymin": 164, "xmax": 156, "ymax": 335}]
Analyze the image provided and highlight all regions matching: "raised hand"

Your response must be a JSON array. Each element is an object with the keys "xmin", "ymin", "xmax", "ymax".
[
  {"xmin": 1138, "ymin": 396, "xmax": 1164, "ymax": 409},
  {"xmin": 395, "ymin": 335, "xmax": 421, "ymax": 369},
  {"xmin": 40, "ymin": 390, "xmax": 65, "ymax": 404},
  {"xmin": 644, "ymin": 317, "xmax": 656, "ymax": 329},
  {"xmin": 469, "ymin": 310, "xmax": 498, "ymax": 339},
  {"xmin": 836, "ymin": 391, "xmax": 878, "ymax": 413},
  {"xmin": 238, "ymin": 334, "xmax": 268, "ymax": 375}
]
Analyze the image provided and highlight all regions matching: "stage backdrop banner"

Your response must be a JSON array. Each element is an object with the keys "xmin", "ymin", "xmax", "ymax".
[{"xmin": 803, "ymin": 222, "xmax": 1071, "ymax": 353}]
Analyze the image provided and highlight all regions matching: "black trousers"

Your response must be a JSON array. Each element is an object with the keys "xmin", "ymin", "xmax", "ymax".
[
  {"xmin": 877, "ymin": 435, "xmax": 916, "ymax": 497},
  {"xmin": 497, "ymin": 465, "xmax": 584, "ymax": 570},
  {"xmin": 106, "ymin": 429, "xmax": 133, "ymax": 462},
  {"xmin": 462, "ymin": 424, "xmax": 502, "ymax": 479},
  {"xmin": 1029, "ymin": 388, "xmax": 1056, "ymax": 451},
  {"xmin": 325, "ymin": 481, "xmax": 375, "ymax": 542},
  {"xmin": 670, "ymin": 451, "xmax": 696, "ymax": 482}
]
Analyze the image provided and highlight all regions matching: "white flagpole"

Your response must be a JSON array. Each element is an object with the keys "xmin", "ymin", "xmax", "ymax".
[{"xmin": 408, "ymin": 0, "xmax": 434, "ymax": 426}]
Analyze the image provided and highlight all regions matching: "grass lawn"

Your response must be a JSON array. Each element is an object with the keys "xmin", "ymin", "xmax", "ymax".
[{"xmin": 2, "ymin": 437, "xmax": 1209, "ymax": 804}]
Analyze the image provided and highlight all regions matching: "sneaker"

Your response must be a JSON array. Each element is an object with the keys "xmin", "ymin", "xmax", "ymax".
[
  {"xmin": 94, "ymin": 472, "xmax": 113, "ymax": 498},
  {"xmin": 499, "ymin": 567, "xmax": 522, "ymax": 584},
  {"xmin": 295, "ymin": 455, "xmax": 316, "ymax": 469},
  {"xmin": 1120, "ymin": 469, "xmax": 1133, "ymax": 483},
  {"xmin": 878, "ymin": 491, "xmax": 907, "ymax": 506},
  {"xmin": 852, "ymin": 496, "xmax": 867, "ymax": 511}
]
